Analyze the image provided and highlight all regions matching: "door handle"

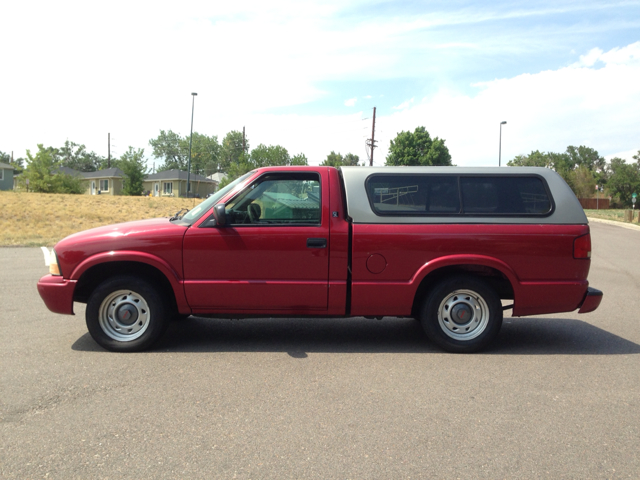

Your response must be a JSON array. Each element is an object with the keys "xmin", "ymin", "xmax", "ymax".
[{"xmin": 307, "ymin": 238, "xmax": 327, "ymax": 248}]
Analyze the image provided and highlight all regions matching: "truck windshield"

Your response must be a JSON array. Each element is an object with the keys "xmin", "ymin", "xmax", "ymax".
[{"xmin": 178, "ymin": 171, "xmax": 255, "ymax": 224}]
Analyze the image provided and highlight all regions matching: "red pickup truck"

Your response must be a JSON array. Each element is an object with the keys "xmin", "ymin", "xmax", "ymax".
[{"xmin": 38, "ymin": 166, "xmax": 602, "ymax": 353}]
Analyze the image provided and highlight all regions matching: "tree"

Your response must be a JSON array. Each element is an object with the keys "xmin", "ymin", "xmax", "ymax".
[
  {"xmin": 149, "ymin": 130, "xmax": 221, "ymax": 176},
  {"xmin": 20, "ymin": 144, "xmax": 84, "ymax": 194},
  {"xmin": 606, "ymin": 157, "xmax": 640, "ymax": 207},
  {"xmin": 0, "ymin": 151, "xmax": 24, "ymax": 173},
  {"xmin": 507, "ymin": 150, "xmax": 553, "ymax": 168},
  {"xmin": 218, "ymin": 152, "xmax": 252, "ymax": 189},
  {"xmin": 320, "ymin": 151, "xmax": 342, "ymax": 167},
  {"xmin": 507, "ymin": 146, "xmax": 609, "ymax": 197},
  {"xmin": 566, "ymin": 145, "xmax": 607, "ymax": 183},
  {"xmin": 386, "ymin": 127, "xmax": 452, "ymax": 166},
  {"xmin": 290, "ymin": 153, "xmax": 308, "ymax": 166},
  {"xmin": 21, "ymin": 145, "xmax": 60, "ymax": 193},
  {"xmin": 320, "ymin": 151, "xmax": 362, "ymax": 167},
  {"xmin": 190, "ymin": 132, "xmax": 222, "ymax": 177},
  {"xmin": 58, "ymin": 140, "xmax": 104, "ymax": 172},
  {"xmin": 343, "ymin": 153, "xmax": 361, "ymax": 166},
  {"xmin": 250, "ymin": 144, "xmax": 290, "ymax": 167},
  {"xmin": 220, "ymin": 130, "xmax": 248, "ymax": 173},
  {"xmin": 115, "ymin": 147, "xmax": 147, "ymax": 196},
  {"xmin": 569, "ymin": 165, "xmax": 597, "ymax": 199},
  {"xmin": 149, "ymin": 130, "xmax": 185, "ymax": 170},
  {"xmin": 219, "ymin": 144, "xmax": 307, "ymax": 188}
]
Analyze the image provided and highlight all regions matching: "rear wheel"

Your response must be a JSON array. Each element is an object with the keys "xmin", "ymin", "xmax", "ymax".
[
  {"xmin": 420, "ymin": 275, "xmax": 502, "ymax": 353},
  {"xmin": 86, "ymin": 276, "xmax": 169, "ymax": 352}
]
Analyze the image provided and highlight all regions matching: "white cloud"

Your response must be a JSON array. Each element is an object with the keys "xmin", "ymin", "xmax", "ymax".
[
  {"xmin": 373, "ymin": 42, "xmax": 640, "ymax": 166},
  {"xmin": 217, "ymin": 39, "xmax": 640, "ymax": 167},
  {"xmin": 392, "ymin": 98, "xmax": 415, "ymax": 110},
  {"xmin": 0, "ymin": 2, "xmax": 638, "ymax": 171},
  {"xmin": 572, "ymin": 42, "xmax": 640, "ymax": 68},
  {"xmin": 605, "ymin": 149, "xmax": 638, "ymax": 162},
  {"xmin": 574, "ymin": 47, "xmax": 605, "ymax": 67}
]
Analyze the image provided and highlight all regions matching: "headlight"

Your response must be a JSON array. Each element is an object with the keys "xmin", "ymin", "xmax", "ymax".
[{"xmin": 41, "ymin": 247, "xmax": 61, "ymax": 276}]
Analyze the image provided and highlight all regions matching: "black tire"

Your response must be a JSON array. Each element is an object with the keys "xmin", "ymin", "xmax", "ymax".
[
  {"xmin": 86, "ymin": 275, "xmax": 170, "ymax": 352},
  {"xmin": 420, "ymin": 275, "xmax": 503, "ymax": 353}
]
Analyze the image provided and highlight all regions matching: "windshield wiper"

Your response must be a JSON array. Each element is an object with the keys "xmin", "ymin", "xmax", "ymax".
[{"xmin": 170, "ymin": 208, "xmax": 189, "ymax": 221}]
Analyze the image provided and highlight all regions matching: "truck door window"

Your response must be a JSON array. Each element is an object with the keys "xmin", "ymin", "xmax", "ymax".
[{"xmin": 225, "ymin": 173, "xmax": 321, "ymax": 225}]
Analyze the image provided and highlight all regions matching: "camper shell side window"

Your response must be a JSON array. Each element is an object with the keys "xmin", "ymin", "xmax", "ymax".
[{"xmin": 365, "ymin": 174, "xmax": 554, "ymax": 217}]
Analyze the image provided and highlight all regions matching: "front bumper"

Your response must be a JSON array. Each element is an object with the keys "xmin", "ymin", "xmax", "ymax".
[
  {"xmin": 37, "ymin": 275, "xmax": 76, "ymax": 315},
  {"xmin": 577, "ymin": 287, "xmax": 603, "ymax": 314}
]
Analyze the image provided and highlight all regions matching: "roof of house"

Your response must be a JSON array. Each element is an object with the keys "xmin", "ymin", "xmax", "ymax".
[
  {"xmin": 82, "ymin": 168, "xmax": 124, "ymax": 179},
  {"xmin": 56, "ymin": 166, "xmax": 84, "ymax": 177},
  {"xmin": 208, "ymin": 172, "xmax": 227, "ymax": 183},
  {"xmin": 0, "ymin": 162, "xmax": 13, "ymax": 169},
  {"xmin": 145, "ymin": 169, "xmax": 214, "ymax": 183}
]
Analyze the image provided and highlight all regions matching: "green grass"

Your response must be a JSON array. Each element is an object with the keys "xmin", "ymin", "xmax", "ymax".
[{"xmin": 584, "ymin": 209, "xmax": 639, "ymax": 223}]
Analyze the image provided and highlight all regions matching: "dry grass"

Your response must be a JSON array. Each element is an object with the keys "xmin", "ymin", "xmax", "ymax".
[
  {"xmin": 2, "ymin": 191, "xmax": 637, "ymax": 247},
  {"xmin": 0, "ymin": 191, "xmax": 204, "ymax": 247}
]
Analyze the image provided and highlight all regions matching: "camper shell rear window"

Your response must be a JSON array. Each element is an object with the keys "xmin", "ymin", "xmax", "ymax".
[{"xmin": 365, "ymin": 174, "xmax": 553, "ymax": 217}]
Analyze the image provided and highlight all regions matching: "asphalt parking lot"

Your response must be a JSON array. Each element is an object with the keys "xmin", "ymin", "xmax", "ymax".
[{"xmin": 1, "ymin": 221, "xmax": 639, "ymax": 479}]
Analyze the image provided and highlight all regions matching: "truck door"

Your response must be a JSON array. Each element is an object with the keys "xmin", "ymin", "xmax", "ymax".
[{"xmin": 183, "ymin": 170, "xmax": 330, "ymax": 313}]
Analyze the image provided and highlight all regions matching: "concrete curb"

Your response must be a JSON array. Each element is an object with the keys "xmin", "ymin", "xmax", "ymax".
[{"xmin": 587, "ymin": 216, "xmax": 640, "ymax": 232}]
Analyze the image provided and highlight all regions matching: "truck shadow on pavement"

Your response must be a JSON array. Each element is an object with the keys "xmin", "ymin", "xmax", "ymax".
[{"xmin": 72, "ymin": 316, "xmax": 640, "ymax": 355}]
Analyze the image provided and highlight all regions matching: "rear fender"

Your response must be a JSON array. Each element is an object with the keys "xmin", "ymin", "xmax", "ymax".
[{"xmin": 411, "ymin": 254, "xmax": 521, "ymax": 303}]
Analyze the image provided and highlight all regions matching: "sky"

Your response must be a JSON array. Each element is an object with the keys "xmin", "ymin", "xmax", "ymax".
[{"xmin": 1, "ymin": 0, "xmax": 639, "ymax": 169}]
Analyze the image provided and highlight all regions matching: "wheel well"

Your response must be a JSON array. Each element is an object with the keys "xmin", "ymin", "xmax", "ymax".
[
  {"xmin": 411, "ymin": 264, "xmax": 514, "ymax": 318},
  {"xmin": 74, "ymin": 261, "xmax": 178, "ymax": 312}
]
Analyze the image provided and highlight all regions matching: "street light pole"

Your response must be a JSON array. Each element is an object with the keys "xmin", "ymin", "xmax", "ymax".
[
  {"xmin": 499, "ymin": 121, "xmax": 507, "ymax": 166},
  {"xmin": 187, "ymin": 92, "xmax": 197, "ymax": 197}
]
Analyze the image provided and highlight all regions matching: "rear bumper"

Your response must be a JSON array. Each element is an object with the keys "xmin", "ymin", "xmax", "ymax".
[
  {"xmin": 37, "ymin": 275, "xmax": 76, "ymax": 315},
  {"xmin": 577, "ymin": 287, "xmax": 603, "ymax": 314}
]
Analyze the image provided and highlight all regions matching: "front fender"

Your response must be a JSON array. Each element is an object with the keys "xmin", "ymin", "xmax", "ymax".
[{"xmin": 69, "ymin": 250, "xmax": 189, "ymax": 311}]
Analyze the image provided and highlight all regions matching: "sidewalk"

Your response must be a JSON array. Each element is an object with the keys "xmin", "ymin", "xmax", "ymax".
[{"xmin": 587, "ymin": 216, "xmax": 640, "ymax": 231}]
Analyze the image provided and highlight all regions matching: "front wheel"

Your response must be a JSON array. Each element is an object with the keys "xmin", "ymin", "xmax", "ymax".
[
  {"xmin": 420, "ymin": 276, "xmax": 503, "ymax": 353},
  {"xmin": 86, "ymin": 276, "xmax": 169, "ymax": 352}
]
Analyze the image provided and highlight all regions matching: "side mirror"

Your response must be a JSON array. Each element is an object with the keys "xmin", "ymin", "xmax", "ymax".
[{"xmin": 213, "ymin": 204, "xmax": 227, "ymax": 227}]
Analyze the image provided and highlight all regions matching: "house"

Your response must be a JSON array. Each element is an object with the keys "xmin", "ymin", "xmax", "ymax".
[
  {"xmin": 82, "ymin": 168, "xmax": 125, "ymax": 195},
  {"xmin": 143, "ymin": 170, "xmax": 216, "ymax": 197},
  {"xmin": 0, "ymin": 162, "xmax": 15, "ymax": 191},
  {"xmin": 208, "ymin": 172, "xmax": 227, "ymax": 191}
]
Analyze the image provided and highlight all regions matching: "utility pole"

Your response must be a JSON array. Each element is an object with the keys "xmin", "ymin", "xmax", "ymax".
[
  {"xmin": 187, "ymin": 92, "xmax": 198, "ymax": 197},
  {"xmin": 242, "ymin": 126, "xmax": 246, "ymax": 154},
  {"xmin": 108, "ymin": 133, "xmax": 111, "ymax": 168},
  {"xmin": 366, "ymin": 107, "xmax": 377, "ymax": 166},
  {"xmin": 498, "ymin": 121, "xmax": 507, "ymax": 167}
]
